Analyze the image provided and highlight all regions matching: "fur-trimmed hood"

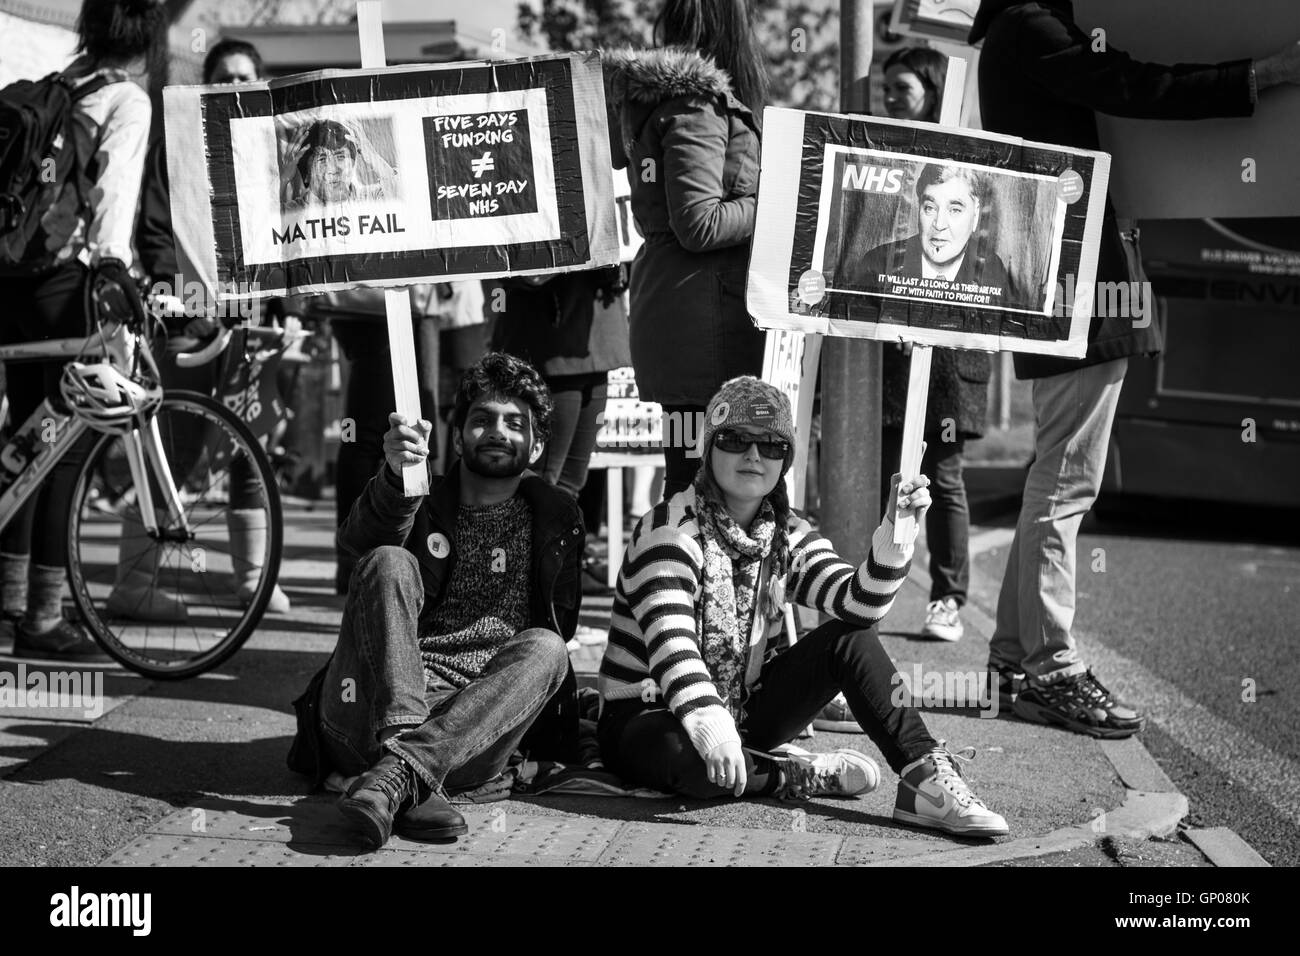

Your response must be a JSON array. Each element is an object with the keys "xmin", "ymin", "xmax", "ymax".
[{"xmin": 602, "ymin": 46, "xmax": 735, "ymax": 107}]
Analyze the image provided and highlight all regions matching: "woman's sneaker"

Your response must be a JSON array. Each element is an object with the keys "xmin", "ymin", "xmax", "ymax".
[
  {"xmin": 922, "ymin": 597, "xmax": 963, "ymax": 641},
  {"xmin": 893, "ymin": 745, "xmax": 1008, "ymax": 837},
  {"xmin": 812, "ymin": 693, "xmax": 862, "ymax": 733},
  {"xmin": 1012, "ymin": 668, "xmax": 1143, "ymax": 739},
  {"xmin": 772, "ymin": 744, "xmax": 880, "ymax": 799}
]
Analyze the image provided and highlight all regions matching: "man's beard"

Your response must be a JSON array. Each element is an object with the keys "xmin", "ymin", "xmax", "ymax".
[{"xmin": 462, "ymin": 442, "xmax": 529, "ymax": 478}]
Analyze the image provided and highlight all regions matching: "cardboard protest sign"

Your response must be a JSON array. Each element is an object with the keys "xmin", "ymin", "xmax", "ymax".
[
  {"xmin": 889, "ymin": 0, "xmax": 980, "ymax": 44},
  {"xmin": 747, "ymin": 108, "xmax": 1109, "ymax": 358},
  {"xmin": 594, "ymin": 365, "xmax": 663, "ymax": 455},
  {"xmin": 612, "ymin": 167, "xmax": 644, "ymax": 263},
  {"xmin": 164, "ymin": 52, "xmax": 620, "ymax": 302},
  {"xmin": 760, "ymin": 329, "xmax": 821, "ymax": 510},
  {"xmin": 1077, "ymin": 0, "xmax": 1300, "ymax": 220}
]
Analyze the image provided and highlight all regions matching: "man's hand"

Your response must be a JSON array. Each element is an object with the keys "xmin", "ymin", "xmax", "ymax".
[
  {"xmin": 383, "ymin": 413, "xmax": 433, "ymax": 478},
  {"xmin": 888, "ymin": 471, "xmax": 933, "ymax": 527},
  {"xmin": 704, "ymin": 740, "xmax": 747, "ymax": 797},
  {"xmin": 1256, "ymin": 40, "xmax": 1300, "ymax": 90}
]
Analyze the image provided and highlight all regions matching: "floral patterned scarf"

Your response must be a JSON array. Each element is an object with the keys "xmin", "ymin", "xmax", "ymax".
[{"xmin": 695, "ymin": 489, "xmax": 778, "ymax": 718}]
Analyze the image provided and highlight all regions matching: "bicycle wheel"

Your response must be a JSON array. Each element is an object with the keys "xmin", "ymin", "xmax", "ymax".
[{"xmin": 66, "ymin": 390, "xmax": 284, "ymax": 679}]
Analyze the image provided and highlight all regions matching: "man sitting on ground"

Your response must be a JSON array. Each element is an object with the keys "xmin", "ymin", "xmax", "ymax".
[{"xmin": 287, "ymin": 352, "xmax": 584, "ymax": 849}]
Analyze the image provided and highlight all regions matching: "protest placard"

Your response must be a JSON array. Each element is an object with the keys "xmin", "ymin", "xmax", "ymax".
[
  {"xmin": 612, "ymin": 167, "xmax": 644, "ymax": 263},
  {"xmin": 760, "ymin": 329, "xmax": 821, "ymax": 511},
  {"xmin": 889, "ymin": 0, "xmax": 980, "ymax": 44},
  {"xmin": 164, "ymin": 51, "xmax": 620, "ymax": 303},
  {"xmin": 747, "ymin": 107, "xmax": 1109, "ymax": 358},
  {"xmin": 593, "ymin": 366, "xmax": 662, "ymax": 456}
]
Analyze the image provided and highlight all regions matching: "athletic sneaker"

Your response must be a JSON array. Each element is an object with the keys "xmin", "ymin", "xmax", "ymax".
[
  {"xmin": 773, "ymin": 744, "xmax": 880, "ymax": 800},
  {"xmin": 1013, "ymin": 668, "xmax": 1143, "ymax": 739},
  {"xmin": 922, "ymin": 597, "xmax": 963, "ymax": 641},
  {"xmin": 812, "ymin": 693, "xmax": 862, "ymax": 733},
  {"xmin": 990, "ymin": 665, "xmax": 1024, "ymax": 710},
  {"xmin": 893, "ymin": 745, "xmax": 1009, "ymax": 837}
]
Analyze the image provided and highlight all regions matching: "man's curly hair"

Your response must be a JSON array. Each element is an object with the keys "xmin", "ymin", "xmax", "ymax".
[{"xmin": 453, "ymin": 352, "xmax": 554, "ymax": 444}]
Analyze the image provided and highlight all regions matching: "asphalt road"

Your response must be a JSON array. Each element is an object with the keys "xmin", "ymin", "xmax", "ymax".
[{"xmin": 965, "ymin": 503, "xmax": 1300, "ymax": 867}]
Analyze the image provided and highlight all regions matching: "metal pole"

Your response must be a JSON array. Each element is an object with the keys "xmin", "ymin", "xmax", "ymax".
[{"xmin": 820, "ymin": 2, "xmax": 880, "ymax": 566}]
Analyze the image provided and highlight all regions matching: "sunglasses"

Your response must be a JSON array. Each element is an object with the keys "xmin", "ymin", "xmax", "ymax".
[{"xmin": 712, "ymin": 428, "xmax": 791, "ymax": 461}]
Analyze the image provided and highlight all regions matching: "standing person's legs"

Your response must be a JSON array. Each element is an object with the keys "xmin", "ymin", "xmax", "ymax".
[
  {"xmin": 541, "ymin": 373, "xmax": 605, "ymax": 498},
  {"xmin": 659, "ymin": 403, "xmax": 705, "ymax": 500},
  {"xmin": 537, "ymin": 378, "xmax": 582, "ymax": 490},
  {"xmin": 990, "ymin": 358, "xmax": 1129, "ymax": 680},
  {"xmin": 925, "ymin": 439, "xmax": 969, "ymax": 605}
]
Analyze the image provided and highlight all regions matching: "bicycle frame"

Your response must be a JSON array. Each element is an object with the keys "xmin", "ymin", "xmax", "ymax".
[{"xmin": 0, "ymin": 323, "xmax": 188, "ymax": 540}]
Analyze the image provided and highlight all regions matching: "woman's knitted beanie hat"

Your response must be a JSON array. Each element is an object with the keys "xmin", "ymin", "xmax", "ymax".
[{"xmin": 698, "ymin": 376, "xmax": 796, "ymax": 464}]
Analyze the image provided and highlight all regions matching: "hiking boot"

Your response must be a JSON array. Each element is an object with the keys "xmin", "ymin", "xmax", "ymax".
[
  {"xmin": 990, "ymin": 665, "xmax": 1024, "ymax": 710},
  {"xmin": 893, "ymin": 745, "xmax": 1008, "ymax": 837},
  {"xmin": 13, "ymin": 617, "xmax": 111, "ymax": 662},
  {"xmin": 812, "ymin": 693, "xmax": 862, "ymax": 733},
  {"xmin": 773, "ymin": 745, "xmax": 880, "ymax": 799},
  {"xmin": 396, "ymin": 788, "xmax": 470, "ymax": 839},
  {"xmin": 337, "ymin": 753, "xmax": 419, "ymax": 850},
  {"xmin": 1013, "ymin": 668, "xmax": 1143, "ymax": 739},
  {"xmin": 921, "ymin": 597, "xmax": 963, "ymax": 642}
]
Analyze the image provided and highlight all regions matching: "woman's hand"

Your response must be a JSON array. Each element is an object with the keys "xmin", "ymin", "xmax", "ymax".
[
  {"xmin": 383, "ymin": 413, "xmax": 433, "ymax": 477},
  {"xmin": 888, "ymin": 471, "xmax": 932, "ymax": 526},
  {"xmin": 704, "ymin": 740, "xmax": 747, "ymax": 797}
]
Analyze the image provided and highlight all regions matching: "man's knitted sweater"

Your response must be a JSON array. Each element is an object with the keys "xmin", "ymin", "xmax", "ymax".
[{"xmin": 597, "ymin": 487, "xmax": 913, "ymax": 757}]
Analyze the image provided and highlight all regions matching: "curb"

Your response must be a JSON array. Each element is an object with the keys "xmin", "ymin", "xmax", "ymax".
[
  {"xmin": 900, "ymin": 563, "xmax": 1198, "ymax": 866},
  {"xmin": 878, "ymin": 791, "xmax": 1188, "ymax": 867}
]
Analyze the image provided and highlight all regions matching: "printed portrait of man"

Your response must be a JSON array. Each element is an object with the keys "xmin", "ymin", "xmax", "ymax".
[
  {"xmin": 285, "ymin": 119, "xmax": 386, "ymax": 209},
  {"xmin": 841, "ymin": 162, "xmax": 1023, "ymax": 308}
]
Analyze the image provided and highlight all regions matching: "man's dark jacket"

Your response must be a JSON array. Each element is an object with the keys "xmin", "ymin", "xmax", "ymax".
[
  {"xmin": 971, "ymin": 0, "xmax": 1255, "ymax": 378},
  {"xmin": 848, "ymin": 234, "xmax": 1023, "ymax": 310},
  {"xmin": 287, "ymin": 462, "xmax": 585, "ymax": 786}
]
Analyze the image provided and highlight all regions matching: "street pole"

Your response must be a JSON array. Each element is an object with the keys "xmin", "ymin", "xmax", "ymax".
[{"xmin": 820, "ymin": 2, "xmax": 880, "ymax": 566}]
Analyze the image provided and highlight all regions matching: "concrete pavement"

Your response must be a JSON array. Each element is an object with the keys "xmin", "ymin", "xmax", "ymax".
[{"xmin": 0, "ymin": 479, "xmax": 1258, "ymax": 867}]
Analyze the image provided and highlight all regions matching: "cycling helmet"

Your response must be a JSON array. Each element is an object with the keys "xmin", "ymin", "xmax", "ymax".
[{"xmin": 60, "ymin": 361, "xmax": 163, "ymax": 434}]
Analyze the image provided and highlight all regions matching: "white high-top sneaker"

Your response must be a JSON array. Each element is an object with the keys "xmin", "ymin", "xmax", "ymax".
[{"xmin": 893, "ymin": 745, "xmax": 1009, "ymax": 836}]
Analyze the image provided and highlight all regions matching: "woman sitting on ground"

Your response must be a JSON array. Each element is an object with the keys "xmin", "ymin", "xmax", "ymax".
[{"xmin": 596, "ymin": 376, "xmax": 1008, "ymax": 837}]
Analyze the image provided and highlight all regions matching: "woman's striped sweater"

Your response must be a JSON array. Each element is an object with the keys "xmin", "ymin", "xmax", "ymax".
[{"xmin": 597, "ymin": 487, "xmax": 914, "ymax": 758}]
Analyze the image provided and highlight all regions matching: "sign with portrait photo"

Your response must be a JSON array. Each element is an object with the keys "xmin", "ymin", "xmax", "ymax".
[
  {"xmin": 164, "ymin": 52, "xmax": 620, "ymax": 302},
  {"xmin": 747, "ymin": 108, "xmax": 1110, "ymax": 357},
  {"xmin": 889, "ymin": 0, "xmax": 981, "ymax": 44}
]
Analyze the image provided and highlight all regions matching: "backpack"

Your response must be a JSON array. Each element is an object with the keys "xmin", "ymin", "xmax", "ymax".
[{"xmin": 0, "ymin": 70, "xmax": 113, "ymax": 275}]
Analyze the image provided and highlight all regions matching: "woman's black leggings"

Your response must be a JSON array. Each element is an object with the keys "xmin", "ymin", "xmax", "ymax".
[{"xmin": 598, "ymin": 619, "xmax": 938, "ymax": 799}]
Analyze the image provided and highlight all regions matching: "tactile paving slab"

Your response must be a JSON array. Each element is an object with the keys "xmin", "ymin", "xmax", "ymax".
[
  {"xmin": 142, "ymin": 800, "xmax": 620, "ymax": 862},
  {"xmin": 835, "ymin": 835, "xmax": 946, "ymax": 865},
  {"xmin": 597, "ymin": 821, "xmax": 843, "ymax": 867},
  {"xmin": 352, "ymin": 850, "xmax": 592, "ymax": 867},
  {"xmin": 101, "ymin": 833, "xmax": 356, "ymax": 867},
  {"xmin": 150, "ymin": 799, "xmax": 356, "ymax": 847}
]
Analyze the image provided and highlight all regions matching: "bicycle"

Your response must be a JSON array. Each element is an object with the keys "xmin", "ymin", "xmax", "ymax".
[{"xmin": 0, "ymin": 265, "xmax": 287, "ymax": 679}]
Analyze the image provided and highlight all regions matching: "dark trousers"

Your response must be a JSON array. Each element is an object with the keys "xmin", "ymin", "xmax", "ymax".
[
  {"xmin": 331, "ymin": 317, "xmax": 438, "ymax": 550},
  {"xmin": 318, "ymin": 546, "xmax": 569, "ymax": 793},
  {"xmin": 881, "ymin": 427, "xmax": 970, "ymax": 606},
  {"xmin": 538, "ymin": 372, "xmax": 606, "ymax": 498},
  {"xmin": 598, "ymin": 620, "xmax": 938, "ymax": 799},
  {"xmin": 0, "ymin": 263, "xmax": 94, "ymax": 566},
  {"xmin": 659, "ymin": 402, "xmax": 706, "ymax": 501}
]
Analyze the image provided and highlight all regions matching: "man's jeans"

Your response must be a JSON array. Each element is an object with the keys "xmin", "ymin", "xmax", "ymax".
[
  {"xmin": 990, "ymin": 358, "xmax": 1128, "ymax": 682},
  {"xmin": 317, "ymin": 546, "xmax": 568, "ymax": 794}
]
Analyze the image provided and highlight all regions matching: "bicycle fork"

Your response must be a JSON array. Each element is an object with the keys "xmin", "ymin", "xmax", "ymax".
[{"xmin": 123, "ymin": 414, "xmax": 188, "ymax": 540}]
